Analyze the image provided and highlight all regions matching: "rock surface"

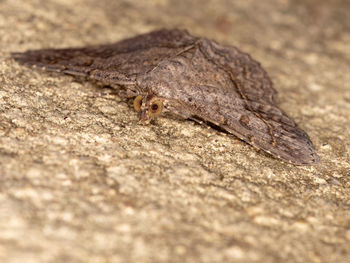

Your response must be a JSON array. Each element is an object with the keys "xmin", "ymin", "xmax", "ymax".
[{"xmin": 1, "ymin": 0, "xmax": 349, "ymax": 262}]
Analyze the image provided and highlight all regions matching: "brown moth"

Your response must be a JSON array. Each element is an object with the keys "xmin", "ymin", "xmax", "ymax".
[{"xmin": 12, "ymin": 29, "xmax": 319, "ymax": 165}]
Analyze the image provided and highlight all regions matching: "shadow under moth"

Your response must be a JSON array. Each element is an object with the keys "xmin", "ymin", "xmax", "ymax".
[{"xmin": 12, "ymin": 29, "xmax": 319, "ymax": 165}]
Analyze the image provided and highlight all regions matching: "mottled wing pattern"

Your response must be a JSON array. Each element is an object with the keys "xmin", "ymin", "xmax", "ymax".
[
  {"xmin": 199, "ymin": 39, "xmax": 277, "ymax": 104},
  {"xmin": 196, "ymin": 39, "xmax": 318, "ymax": 165},
  {"xmin": 12, "ymin": 29, "xmax": 197, "ymax": 85}
]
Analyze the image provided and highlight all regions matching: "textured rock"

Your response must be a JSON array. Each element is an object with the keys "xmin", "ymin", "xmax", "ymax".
[{"xmin": 1, "ymin": 0, "xmax": 349, "ymax": 262}]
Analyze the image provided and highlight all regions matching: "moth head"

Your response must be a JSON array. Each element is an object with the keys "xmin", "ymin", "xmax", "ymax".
[{"xmin": 133, "ymin": 94, "xmax": 164, "ymax": 123}]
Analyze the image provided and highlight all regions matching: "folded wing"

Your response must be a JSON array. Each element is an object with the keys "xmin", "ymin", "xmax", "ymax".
[{"xmin": 12, "ymin": 29, "xmax": 197, "ymax": 85}]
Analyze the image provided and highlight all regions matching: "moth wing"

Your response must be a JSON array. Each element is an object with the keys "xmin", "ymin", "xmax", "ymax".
[
  {"xmin": 192, "ymin": 40, "xmax": 319, "ymax": 165},
  {"xmin": 185, "ymin": 86, "xmax": 318, "ymax": 165},
  {"xmin": 12, "ymin": 29, "xmax": 197, "ymax": 85},
  {"xmin": 199, "ymin": 39, "xmax": 277, "ymax": 105},
  {"xmin": 222, "ymin": 100, "xmax": 319, "ymax": 165}
]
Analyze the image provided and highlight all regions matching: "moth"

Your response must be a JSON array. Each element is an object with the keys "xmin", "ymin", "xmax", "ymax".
[{"xmin": 12, "ymin": 29, "xmax": 319, "ymax": 165}]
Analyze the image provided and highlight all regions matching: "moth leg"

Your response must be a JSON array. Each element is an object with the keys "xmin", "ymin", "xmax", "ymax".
[
  {"xmin": 189, "ymin": 116, "xmax": 228, "ymax": 133},
  {"xmin": 162, "ymin": 100, "xmax": 195, "ymax": 120},
  {"xmin": 110, "ymin": 84, "xmax": 139, "ymax": 99},
  {"xmin": 117, "ymin": 89, "xmax": 138, "ymax": 99}
]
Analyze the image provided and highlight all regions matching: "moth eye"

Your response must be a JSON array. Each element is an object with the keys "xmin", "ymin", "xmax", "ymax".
[
  {"xmin": 133, "ymin": 95, "xmax": 143, "ymax": 112},
  {"xmin": 149, "ymin": 100, "xmax": 163, "ymax": 117}
]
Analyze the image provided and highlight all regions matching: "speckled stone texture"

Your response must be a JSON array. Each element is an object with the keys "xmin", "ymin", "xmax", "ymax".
[{"xmin": 1, "ymin": 0, "xmax": 349, "ymax": 262}]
